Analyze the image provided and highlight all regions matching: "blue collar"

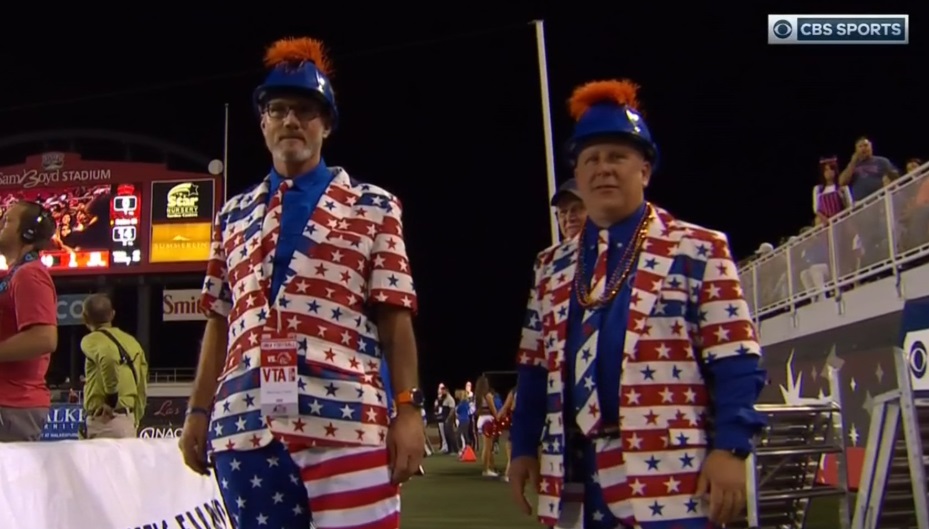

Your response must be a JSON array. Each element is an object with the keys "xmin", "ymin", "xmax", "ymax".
[
  {"xmin": 583, "ymin": 202, "xmax": 647, "ymax": 244},
  {"xmin": 269, "ymin": 158, "xmax": 330, "ymax": 192}
]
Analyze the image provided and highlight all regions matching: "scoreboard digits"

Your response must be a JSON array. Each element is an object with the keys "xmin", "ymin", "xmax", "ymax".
[{"xmin": 110, "ymin": 185, "xmax": 143, "ymax": 266}]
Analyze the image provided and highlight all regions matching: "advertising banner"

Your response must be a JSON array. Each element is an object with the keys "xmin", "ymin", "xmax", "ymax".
[
  {"xmin": 138, "ymin": 396, "xmax": 188, "ymax": 438},
  {"xmin": 163, "ymin": 289, "xmax": 208, "ymax": 322},
  {"xmin": 151, "ymin": 180, "xmax": 215, "ymax": 222},
  {"xmin": 42, "ymin": 397, "xmax": 193, "ymax": 441},
  {"xmin": 150, "ymin": 222, "xmax": 212, "ymax": 263},
  {"xmin": 899, "ymin": 296, "xmax": 929, "ymax": 396},
  {"xmin": 40, "ymin": 404, "xmax": 84, "ymax": 440},
  {"xmin": 0, "ymin": 438, "xmax": 231, "ymax": 529},
  {"xmin": 57, "ymin": 293, "xmax": 90, "ymax": 326}
]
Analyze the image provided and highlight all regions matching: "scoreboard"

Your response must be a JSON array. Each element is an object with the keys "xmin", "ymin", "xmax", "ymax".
[{"xmin": 0, "ymin": 152, "xmax": 223, "ymax": 276}]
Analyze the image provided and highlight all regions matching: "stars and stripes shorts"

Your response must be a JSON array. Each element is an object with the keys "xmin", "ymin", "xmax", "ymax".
[
  {"xmin": 213, "ymin": 439, "xmax": 400, "ymax": 529},
  {"xmin": 556, "ymin": 435, "xmax": 637, "ymax": 529}
]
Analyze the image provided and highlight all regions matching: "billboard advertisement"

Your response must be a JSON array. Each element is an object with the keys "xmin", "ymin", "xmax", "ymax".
[
  {"xmin": 0, "ymin": 152, "xmax": 223, "ymax": 276},
  {"xmin": 57, "ymin": 293, "xmax": 90, "ymax": 326},
  {"xmin": 162, "ymin": 288, "xmax": 207, "ymax": 321},
  {"xmin": 41, "ymin": 398, "xmax": 189, "ymax": 441}
]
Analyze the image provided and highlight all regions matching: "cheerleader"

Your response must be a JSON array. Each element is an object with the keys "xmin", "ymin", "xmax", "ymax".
[
  {"xmin": 497, "ymin": 387, "xmax": 516, "ymax": 482},
  {"xmin": 473, "ymin": 375, "xmax": 500, "ymax": 477}
]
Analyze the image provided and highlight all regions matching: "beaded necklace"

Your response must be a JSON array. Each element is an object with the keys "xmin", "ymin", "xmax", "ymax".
[{"xmin": 574, "ymin": 204, "xmax": 654, "ymax": 310}]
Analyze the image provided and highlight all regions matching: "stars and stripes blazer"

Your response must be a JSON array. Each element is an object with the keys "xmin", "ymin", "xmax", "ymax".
[
  {"xmin": 199, "ymin": 168, "xmax": 417, "ymax": 453},
  {"xmin": 517, "ymin": 205, "xmax": 762, "ymax": 527}
]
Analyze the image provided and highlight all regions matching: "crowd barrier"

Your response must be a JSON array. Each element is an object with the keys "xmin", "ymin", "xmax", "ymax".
[
  {"xmin": 0, "ymin": 438, "xmax": 229, "ymax": 529},
  {"xmin": 739, "ymin": 162, "xmax": 929, "ymax": 320}
]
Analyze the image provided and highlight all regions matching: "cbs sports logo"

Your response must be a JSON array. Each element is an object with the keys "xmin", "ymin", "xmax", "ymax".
[{"xmin": 768, "ymin": 14, "xmax": 908, "ymax": 45}]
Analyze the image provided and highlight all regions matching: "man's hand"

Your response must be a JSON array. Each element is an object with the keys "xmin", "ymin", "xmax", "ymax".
[
  {"xmin": 387, "ymin": 405, "xmax": 425, "ymax": 485},
  {"xmin": 94, "ymin": 404, "xmax": 115, "ymax": 423},
  {"xmin": 696, "ymin": 449, "xmax": 748, "ymax": 525},
  {"xmin": 178, "ymin": 413, "xmax": 211, "ymax": 476},
  {"xmin": 508, "ymin": 455, "xmax": 540, "ymax": 516}
]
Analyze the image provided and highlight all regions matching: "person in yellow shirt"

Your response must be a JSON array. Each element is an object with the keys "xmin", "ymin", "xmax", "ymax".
[{"xmin": 80, "ymin": 293, "xmax": 148, "ymax": 439}]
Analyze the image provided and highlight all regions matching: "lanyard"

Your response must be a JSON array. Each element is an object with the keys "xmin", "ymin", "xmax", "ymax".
[{"xmin": 0, "ymin": 251, "xmax": 39, "ymax": 294}]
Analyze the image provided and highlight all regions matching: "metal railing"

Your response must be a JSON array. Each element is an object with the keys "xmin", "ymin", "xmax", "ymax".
[
  {"xmin": 738, "ymin": 162, "xmax": 929, "ymax": 320},
  {"xmin": 149, "ymin": 367, "xmax": 196, "ymax": 383}
]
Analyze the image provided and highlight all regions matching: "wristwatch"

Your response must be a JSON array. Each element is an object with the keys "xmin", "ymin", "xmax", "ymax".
[{"xmin": 395, "ymin": 388, "xmax": 424, "ymax": 408}]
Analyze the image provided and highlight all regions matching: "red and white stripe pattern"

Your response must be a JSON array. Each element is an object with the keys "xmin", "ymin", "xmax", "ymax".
[{"xmin": 292, "ymin": 444, "xmax": 399, "ymax": 529}]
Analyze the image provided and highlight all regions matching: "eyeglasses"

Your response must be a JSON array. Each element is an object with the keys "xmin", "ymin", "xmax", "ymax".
[{"xmin": 264, "ymin": 102, "xmax": 322, "ymax": 122}]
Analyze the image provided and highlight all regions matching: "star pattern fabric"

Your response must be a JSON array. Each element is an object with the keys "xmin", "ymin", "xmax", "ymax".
[
  {"xmin": 199, "ymin": 167, "xmax": 418, "ymax": 453},
  {"xmin": 517, "ymin": 206, "xmax": 761, "ymax": 529},
  {"xmin": 213, "ymin": 440, "xmax": 314, "ymax": 529},
  {"xmin": 213, "ymin": 440, "xmax": 401, "ymax": 529},
  {"xmin": 574, "ymin": 230, "xmax": 610, "ymax": 436}
]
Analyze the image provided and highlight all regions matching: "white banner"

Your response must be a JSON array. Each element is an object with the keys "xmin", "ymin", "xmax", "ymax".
[
  {"xmin": 0, "ymin": 438, "xmax": 231, "ymax": 529},
  {"xmin": 162, "ymin": 288, "xmax": 207, "ymax": 321}
]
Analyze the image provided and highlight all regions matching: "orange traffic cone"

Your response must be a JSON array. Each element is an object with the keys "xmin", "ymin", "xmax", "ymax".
[{"xmin": 459, "ymin": 445, "xmax": 477, "ymax": 462}]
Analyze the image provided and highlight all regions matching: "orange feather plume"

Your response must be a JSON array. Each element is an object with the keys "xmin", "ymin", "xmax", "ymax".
[
  {"xmin": 568, "ymin": 80, "xmax": 641, "ymax": 121},
  {"xmin": 263, "ymin": 37, "xmax": 333, "ymax": 77}
]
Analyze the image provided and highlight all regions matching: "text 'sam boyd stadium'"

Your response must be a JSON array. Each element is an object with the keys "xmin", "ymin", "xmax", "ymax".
[{"xmin": 0, "ymin": 152, "xmax": 223, "ymax": 276}]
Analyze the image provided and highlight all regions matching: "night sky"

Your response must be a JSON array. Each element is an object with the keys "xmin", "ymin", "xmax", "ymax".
[{"xmin": 3, "ymin": 5, "xmax": 926, "ymax": 392}]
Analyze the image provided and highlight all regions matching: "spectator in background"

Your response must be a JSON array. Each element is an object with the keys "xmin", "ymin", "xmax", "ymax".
[
  {"xmin": 899, "ymin": 158, "xmax": 929, "ymax": 250},
  {"xmin": 798, "ymin": 222, "xmax": 831, "ymax": 299},
  {"xmin": 454, "ymin": 389, "xmax": 474, "ymax": 451},
  {"xmin": 81, "ymin": 293, "xmax": 148, "ymax": 439},
  {"xmin": 838, "ymin": 137, "xmax": 896, "ymax": 271},
  {"xmin": 497, "ymin": 387, "xmax": 516, "ymax": 483},
  {"xmin": 839, "ymin": 136, "xmax": 898, "ymax": 201},
  {"xmin": 433, "ymin": 383, "xmax": 456, "ymax": 453},
  {"xmin": 473, "ymin": 375, "xmax": 501, "ymax": 478},
  {"xmin": 550, "ymin": 178, "xmax": 587, "ymax": 240},
  {"xmin": 813, "ymin": 156, "xmax": 853, "ymax": 223}
]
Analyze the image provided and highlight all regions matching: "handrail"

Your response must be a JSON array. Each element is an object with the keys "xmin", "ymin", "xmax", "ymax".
[
  {"xmin": 738, "ymin": 161, "xmax": 929, "ymax": 321},
  {"xmin": 149, "ymin": 367, "xmax": 196, "ymax": 383}
]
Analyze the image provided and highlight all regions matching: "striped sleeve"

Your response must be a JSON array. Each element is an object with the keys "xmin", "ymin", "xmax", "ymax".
[
  {"xmin": 695, "ymin": 231, "xmax": 761, "ymax": 364},
  {"xmin": 367, "ymin": 194, "xmax": 418, "ymax": 313},
  {"xmin": 515, "ymin": 250, "xmax": 549, "ymax": 369},
  {"xmin": 199, "ymin": 210, "xmax": 233, "ymax": 318}
]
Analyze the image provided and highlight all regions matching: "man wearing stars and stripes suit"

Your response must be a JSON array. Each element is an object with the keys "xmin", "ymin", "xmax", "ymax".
[
  {"xmin": 178, "ymin": 37, "xmax": 424, "ymax": 529},
  {"xmin": 507, "ymin": 79, "xmax": 767, "ymax": 529}
]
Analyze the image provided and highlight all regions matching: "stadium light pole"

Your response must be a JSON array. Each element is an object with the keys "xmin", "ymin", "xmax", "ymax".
[
  {"xmin": 223, "ymin": 103, "xmax": 230, "ymax": 204},
  {"xmin": 531, "ymin": 19, "xmax": 560, "ymax": 245}
]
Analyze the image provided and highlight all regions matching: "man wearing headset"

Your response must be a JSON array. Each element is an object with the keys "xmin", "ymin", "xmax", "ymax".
[{"xmin": 0, "ymin": 201, "xmax": 59, "ymax": 442}]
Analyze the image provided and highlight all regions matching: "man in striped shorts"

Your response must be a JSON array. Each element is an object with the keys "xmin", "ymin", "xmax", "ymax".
[{"xmin": 179, "ymin": 36, "xmax": 424, "ymax": 529}]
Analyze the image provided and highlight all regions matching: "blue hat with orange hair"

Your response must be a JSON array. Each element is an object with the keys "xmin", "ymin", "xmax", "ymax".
[
  {"xmin": 566, "ymin": 79, "xmax": 659, "ymax": 169},
  {"xmin": 254, "ymin": 37, "xmax": 339, "ymax": 128}
]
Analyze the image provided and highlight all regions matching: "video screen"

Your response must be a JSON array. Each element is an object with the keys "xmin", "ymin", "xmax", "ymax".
[
  {"xmin": 6, "ymin": 185, "xmax": 113, "ymax": 251},
  {"xmin": 0, "ymin": 184, "xmax": 139, "ymax": 272}
]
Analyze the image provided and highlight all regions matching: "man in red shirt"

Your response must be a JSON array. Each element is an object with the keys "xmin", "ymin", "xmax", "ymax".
[{"xmin": 0, "ymin": 201, "xmax": 59, "ymax": 442}]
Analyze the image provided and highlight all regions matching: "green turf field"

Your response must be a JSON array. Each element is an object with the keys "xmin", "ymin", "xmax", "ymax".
[
  {"xmin": 401, "ymin": 452, "xmax": 538, "ymax": 529},
  {"xmin": 400, "ymin": 452, "xmax": 841, "ymax": 529}
]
